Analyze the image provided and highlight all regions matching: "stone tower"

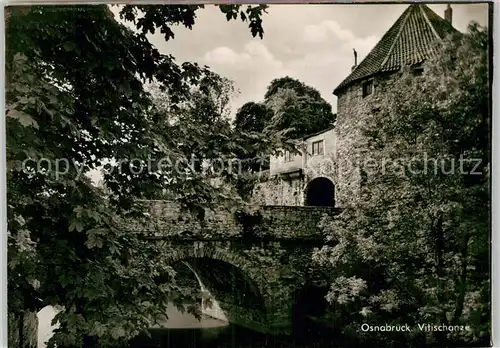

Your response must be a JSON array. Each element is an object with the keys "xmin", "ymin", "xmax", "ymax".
[
  {"xmin": 253, "ymin": 4, "xmax": 458, "ymax": 208},
  {"xmin": 332, "ymin": 4, "xmax": 458, "ymax": 205}
]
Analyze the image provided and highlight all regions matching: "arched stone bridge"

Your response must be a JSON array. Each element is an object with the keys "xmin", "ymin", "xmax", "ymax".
[{"xmin": 116, "ymin": 200, "xmax": 341, "ymax": 335}]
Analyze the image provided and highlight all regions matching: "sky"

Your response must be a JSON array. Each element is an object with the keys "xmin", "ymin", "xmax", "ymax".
[{"xmin": 115, "ymin": 3, "xmax": 489, "ymax": 116}]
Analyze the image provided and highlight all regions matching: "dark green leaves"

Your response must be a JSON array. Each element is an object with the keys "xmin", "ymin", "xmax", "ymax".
[
  {"xmin": 120, "ymin": 5, "xmax": 204, "ymax": 41},
  {"xmin": 120, "ymin": 4, "xmax": 267, "ymax": 41},
  {"xmin": 86, "ymin": 228, "xmax": 108, "ymax": 249},
  {"xmin": 264, "ymin": 77, "xmax": 336, "ymax": 140},
  {"xmin": 120, "ymin": 5, "xmax": 266, "ymax": 41},
  {"xmin": 6, "ymin": 4, "xmax": 272, "ymax": 347},
  {"xmin": 215, "ymin": 5, "xmax": 268, "ymax": 39}
]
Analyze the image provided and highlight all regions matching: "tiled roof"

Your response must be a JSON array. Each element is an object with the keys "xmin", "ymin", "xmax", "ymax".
[{"xmin": 333, "ymin": 4, "xmax": 458, "ymax": 95}]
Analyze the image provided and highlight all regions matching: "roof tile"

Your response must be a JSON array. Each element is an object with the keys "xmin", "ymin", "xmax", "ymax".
[{"xmin": 333, "ymin": 4, "xmax": 458, "ymax": 95}]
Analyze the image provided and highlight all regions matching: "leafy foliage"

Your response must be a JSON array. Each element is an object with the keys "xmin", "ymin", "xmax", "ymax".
[
  {"xmin": 119, "ymin": 4, "xmax": 267, "ymax": 41},
  {"xmin": 233, "ymin": 101, "xmax": 274, "ymax": 169},
  {"xmin": 234, "ymin": 102, "xmax": 274, "ymax": 135},
  {"xmin": 313, "ymin": 23, "xmax": 490, "ymax": 347},
  {"xmin": 5, "ymin": 4, "xmax": 276, "ymax": 347},
  {"xmin": 264, "ymin": 76, "xmax": 336, "ymax": 139}
]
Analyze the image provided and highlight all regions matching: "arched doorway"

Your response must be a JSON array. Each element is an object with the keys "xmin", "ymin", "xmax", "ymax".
[{"xmin": 305, "ymin": 177, "xmax": 335, "ymax": 207}]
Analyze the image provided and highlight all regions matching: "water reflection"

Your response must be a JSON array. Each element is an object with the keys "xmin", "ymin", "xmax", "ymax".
[
  {"xmin": 129, "ymin": 303, "xmax": 333, "ymax": 348},
  {"xmin": 149, "ymin": 303, "xmax": 229, "ymax": 329},
  {"xmin": 130, "ymin": 303, "xmax": 248, "ymax": 348},
  {"xmin": 130, "ymin": 324, "xmax": 334, "ymax": 348},
  {"xmin": 38, "ymin": 302, "xmax": 335, "ymax": 348}
]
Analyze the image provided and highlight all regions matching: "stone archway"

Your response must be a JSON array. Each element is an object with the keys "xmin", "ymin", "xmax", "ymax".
[
  {"xmin": 305, "ymin": 177, "xmax": 335, "ymax": 207},
  {"xmin": 161, "ymin": 244, "xmax": 270, "ymax": 333},
  {"xmin": 154, "ymin": 241, "xmax": 300, "ymax": 335},
  {"xmin": 179, "ymin": 257, "xmax": 266, "ymax": 311}
]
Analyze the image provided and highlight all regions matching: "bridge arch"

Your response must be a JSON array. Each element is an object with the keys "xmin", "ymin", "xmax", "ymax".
[
  {"xmin": 174, "ymin": 257, "xmax": 266, "ymax": 310},
  {"xmin": 304, "ymin": 177, "xmax": 336, "ymax": 207},
  {"xmin": 165, "ymin": 242, "xmax": 252, "ymax": 271},
  {"xmin": 162, "ymin": 243, "xmax": 269, "ymax": 332}
]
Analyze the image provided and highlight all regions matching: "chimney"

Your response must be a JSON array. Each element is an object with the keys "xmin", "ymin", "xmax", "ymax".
[
  {"xmin": 351, "ymin": 48, "xmax": 358, "ymax": 71},
  {"xmin": 444, "ymin": 4, "xmax": 452, "ymax": 25}
]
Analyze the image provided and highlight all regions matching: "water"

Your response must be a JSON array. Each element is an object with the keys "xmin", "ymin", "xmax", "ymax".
[
  {"xmin": 38, "ymin": 304, "xmax": 279, "ymax": 348},
  {"xmin": 130, "ymin": 323, "xmax": 335, "ymax": 348},
  {"xmin": 129, "ymin": 303, "xmax": 289, "ymax": 348},
  {"xmin": 38, "ymin": 306, "xmax": 60, "ymax": 348},
  {"xmin": 129, "ymin": 303, "xmax": 232, "ymax": 348},
  {"xmin": 38, "ymin": 304, "xmax": 333, "ymax": 348},
  {"xmin": 129, "ymin": 304, "xmax": 334, "ymax": 348}
]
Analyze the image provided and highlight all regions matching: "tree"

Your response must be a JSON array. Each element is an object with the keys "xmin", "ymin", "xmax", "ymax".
[
  {"xmin": 234, "ymin": 101, "xmax": 274, "ymax": 135},
  {"xmin": 264, "ymin": 77, "xmax": 336, "ymax": 139},
  {"xmin": 233, "ymin": 101, "xmax": 274, "ymax": 171},
  {"xmin": 146, "ymin": 71, "xmax": 238, "ymax": 174},
  {"xmin": 313, "ymin": 23, "xmax": 490, "ymax": 347},
  {"xmin": 5, "ymin": 4, "xmax": 280, "ymax": 347}
]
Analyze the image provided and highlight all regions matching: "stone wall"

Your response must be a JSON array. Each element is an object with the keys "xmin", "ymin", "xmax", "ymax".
[
  {"xmin": 118, "ymin": 200, "xmax": 338, "ymax": 240},
  {"xmin": 251, "ymin": 176, "xmax": 304, "ymax": 206},
  {"xmin": 256, "ymin": 206, "xmax": 340, "ymax": 239},
  {"xmin": 334, "ymin": 73, "xmax": 396, "ymax": 206},
  {"xmin": 117, "ymin": 200, "xmax": 243, "ymax": 239}
]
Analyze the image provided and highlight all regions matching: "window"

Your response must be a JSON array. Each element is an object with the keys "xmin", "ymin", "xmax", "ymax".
[
  {"xmin": 412, "ymin": 63, "xmax": 424, "ymax": 76},
  {"xmin": 362, "ymin": 80, "xmax": 373, "ymax": 97},
  {"xmin": 413, "ymin": 67, "xmax": 424, "ymax": 76},
  {"xmin": 284, "ymin": 150, "xmax": 294, "ymax": 162},
  {"xmin": 312, "ymin": 140, "xmax": 324, "ymax": 156}
]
